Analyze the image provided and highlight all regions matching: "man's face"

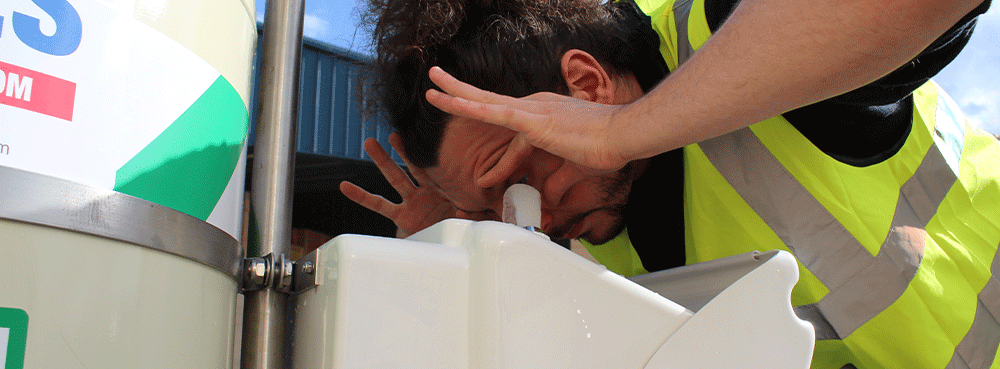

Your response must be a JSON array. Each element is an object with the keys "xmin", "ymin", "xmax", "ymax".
[{"xmin": 424, "ymin": 116, "xmax": 636, "ymax": 244}]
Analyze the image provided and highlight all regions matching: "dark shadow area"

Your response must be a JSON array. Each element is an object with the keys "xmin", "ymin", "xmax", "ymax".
[{"xmin": 246, "ymin": 149, "xmax": 400, "ymax": 241}]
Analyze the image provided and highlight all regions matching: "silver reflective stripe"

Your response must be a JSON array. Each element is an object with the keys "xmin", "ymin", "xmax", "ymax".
[
  {"xmin": 700, "ymin": 125, "xmax": 956, "ymax": 339},
  {"xmin": 902, "ymin": 143, "xmax": 959, "ymax": 226},
  {"xmin": 698, "ymin": 128, "xmax": 872, "ymax": 291},
  {"xmin": 947, "ymin": 353, "xmax": 973, "ymax": 369},
  {"xmin": 672, "ymin": 0, "xmax": 696, "ymax": 66},
  {"xmin": 947, "ymin": 243, "xmax": 1000, "ymax": 369},
  {"xmin": 813, "ymin": 143, "xmax": 955, "ymax": 337},
  {"xmin": 793, "ymin": 304, "xmax": 839, "ymax": 341}
]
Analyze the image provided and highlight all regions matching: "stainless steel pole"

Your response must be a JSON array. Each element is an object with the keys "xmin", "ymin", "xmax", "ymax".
[{"xmin": 242, "ymin": 0, "xmax": 304, "ymax": 366}]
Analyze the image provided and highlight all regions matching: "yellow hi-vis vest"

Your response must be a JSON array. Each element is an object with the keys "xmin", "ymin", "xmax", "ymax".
[{"xmin": 583, "ymin": 0, "xmax": 1000, "ymax": 367}]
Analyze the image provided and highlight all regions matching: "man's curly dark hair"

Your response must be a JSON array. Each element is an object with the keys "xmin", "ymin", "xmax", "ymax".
[{"xmin": 359, "ymin": 0, "xmax": 666, "ymax": 167}]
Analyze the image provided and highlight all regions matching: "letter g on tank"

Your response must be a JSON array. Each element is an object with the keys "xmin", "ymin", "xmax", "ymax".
[{"xmin": 10, "ymin": 0, "xmax": 83, "ymax": 56}]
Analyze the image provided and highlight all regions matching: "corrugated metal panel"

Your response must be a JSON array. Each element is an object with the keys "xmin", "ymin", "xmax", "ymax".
[{"xmin": 248, "ymin": 28, "xmax": 401, "ymax": 164}]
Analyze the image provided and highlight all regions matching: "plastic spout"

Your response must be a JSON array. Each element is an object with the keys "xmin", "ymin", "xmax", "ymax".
[{"xmin": 502, "ymin": 184, "xmax": 542, "ymax": 229}]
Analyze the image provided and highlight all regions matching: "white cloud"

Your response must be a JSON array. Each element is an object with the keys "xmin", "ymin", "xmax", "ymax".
[
  {"xmin": 255, "ymin": 0, "xmax": 265, "ymax": 23},
  {"xmin": 936, "ymin": 5, "xmax": 1000, "ymax": 136},
  {"xmin": 956, "ymin": 88, "xmax": 1000, "ymax": 136},
  {"xmin": 304, "ymin": 13, "xmax": 332, "ymax": 40},
  {"xmin": 308, "ymin": 0, "xmax": 367, "ymax": 51}
]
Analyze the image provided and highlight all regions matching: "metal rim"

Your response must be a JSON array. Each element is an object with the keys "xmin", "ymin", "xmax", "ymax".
[{"xmin": 0, "ymin": 165, "xmax": 244, "ymax": 279}]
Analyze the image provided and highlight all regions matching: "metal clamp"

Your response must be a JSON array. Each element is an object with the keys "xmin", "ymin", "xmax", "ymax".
[
  {"xmin": 276, "ymin": 254, "xmax": 294, "ymax": 293},
  {"xmin": 241, "ymin": 254, "xmax": 274, "ymax": 292},
  {"xmin": 291, "ymin": 249, "xmax": 321, "ymax": 294},
  {"xmin": 240, "ymin": 251, "xmax": 322, "ymax": 294}
]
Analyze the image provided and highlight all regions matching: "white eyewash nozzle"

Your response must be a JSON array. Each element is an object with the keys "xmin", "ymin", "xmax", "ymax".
[{"xmin": 502, "ymin": 183, "xmax": 542, "ymax": 230}]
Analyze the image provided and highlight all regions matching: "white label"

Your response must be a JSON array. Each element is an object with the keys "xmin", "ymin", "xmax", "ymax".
[
  {"xmin": 0, "ymin": 326, "xmax": 9, "ymax": 369},
  {"xmin": 0, "ymin": 0, "xmax": 248, "ymax": 239},
  {"xmin": 0, "ymin": 0, "xmax": 218, "ymax": 189}
]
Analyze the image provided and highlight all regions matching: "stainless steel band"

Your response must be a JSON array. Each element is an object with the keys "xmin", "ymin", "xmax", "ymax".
[{"xmin": 0, "ymin": 165, "xmax": 244, "ymax": 279}]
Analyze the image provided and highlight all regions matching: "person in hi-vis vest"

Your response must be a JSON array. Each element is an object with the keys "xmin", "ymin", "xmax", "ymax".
[{"xmin": 340, "ymin": 0, "xmax": 999, "ymax": 367}]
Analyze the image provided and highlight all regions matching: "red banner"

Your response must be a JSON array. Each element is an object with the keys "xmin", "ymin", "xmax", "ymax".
[{"xmin": 0, "ymin": 61, "xmax": 77, "ymax": 121}]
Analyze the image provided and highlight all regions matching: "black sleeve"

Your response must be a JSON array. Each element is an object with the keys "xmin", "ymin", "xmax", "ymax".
[
  {"xmin": 704, "ymin": 0, "xmax": 991, "ymax": 166},
  {"xmin": 628, "ymin": 0, "xmax": 992, "ymax": 273},
  {"xmin": 703, "ymin": 0, "xmax": 991, "ymax": 104},
  {"xmin": 830, "ymin": 0, "xmax": 991, "ymax": 106},
  {"xmin": 704, "ymin": 0, "xmax": 740, "ymax": 33}
]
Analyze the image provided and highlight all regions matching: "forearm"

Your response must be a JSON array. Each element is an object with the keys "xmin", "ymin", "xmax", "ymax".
[{"xmin": 620, "ymin": 0, "xmax": 984, "ymax": 160}]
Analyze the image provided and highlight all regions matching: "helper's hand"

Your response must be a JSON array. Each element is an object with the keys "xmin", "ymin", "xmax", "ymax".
[
  {"xmin": 424, "ymin": 66, "xmax": 633, "ymax": 175},
  {"xmin": 340, "ymin": 133, "xmax": 479, "ymax": 237}
]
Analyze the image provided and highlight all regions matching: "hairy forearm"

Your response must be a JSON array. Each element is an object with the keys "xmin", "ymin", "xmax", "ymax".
[{"xmin": 620, "ymin": 0, "xmax": 983, "ymax": 160}]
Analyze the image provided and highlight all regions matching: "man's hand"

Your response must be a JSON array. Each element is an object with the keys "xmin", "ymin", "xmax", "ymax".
[
  {"xmin": 424, "ymin": 66, "xmax": 632, "ymax": 175},
  {"xmin": 339, "ymin": 133, "xmax": 462, "ymax": 237},
  {"xmin": 422, "ymin": 0, "xmax": 982, "ymax": 169}
]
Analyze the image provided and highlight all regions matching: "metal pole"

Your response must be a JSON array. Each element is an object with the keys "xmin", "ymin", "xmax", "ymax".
[{"xmin": 242, "ymin": 0, "xmax": 304, "ymax": 366}]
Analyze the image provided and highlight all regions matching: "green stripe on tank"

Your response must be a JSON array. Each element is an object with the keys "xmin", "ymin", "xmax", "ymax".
[
  {"xmin": 115, "ymin": 76, "xmax": 249, "ymax": 221},
  {"xmin": 0, "ymin": 307, "xmax": 29, "ymax": 369}
]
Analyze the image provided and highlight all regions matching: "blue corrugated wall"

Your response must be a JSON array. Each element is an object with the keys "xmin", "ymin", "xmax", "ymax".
[{"xmin": 248, "ymin": 30, "xmax": 401, "ymax": 164}]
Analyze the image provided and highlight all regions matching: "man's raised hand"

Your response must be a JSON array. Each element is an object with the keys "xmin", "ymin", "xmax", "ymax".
[
  {"xmin": 339, "ymin": 133, "xmax": 459, "ymax": 237},
  {"xmin": 424, "ymin": 66, "xmax": 635, "ymax": 174}
]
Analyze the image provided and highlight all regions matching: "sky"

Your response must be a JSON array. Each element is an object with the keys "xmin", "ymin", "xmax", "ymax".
[{"xmin": 257, "ymin": 0, "xmax": 1000, "ymax": 136}]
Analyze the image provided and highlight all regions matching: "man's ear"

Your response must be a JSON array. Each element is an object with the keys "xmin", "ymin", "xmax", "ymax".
[{"xmin": 561, "ymin": 49, "xmax": 616, "ymax": 104}]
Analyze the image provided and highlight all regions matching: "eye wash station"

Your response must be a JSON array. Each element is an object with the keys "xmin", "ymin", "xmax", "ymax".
[{"xmin": 0, "ymin": 0, "xmax": 814, "ymax": 367}]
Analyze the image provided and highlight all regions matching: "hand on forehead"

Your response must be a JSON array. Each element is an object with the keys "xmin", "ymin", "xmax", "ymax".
[{"xmin": 425, "ymin": 65, "xmax": 640, "ymax": 175}]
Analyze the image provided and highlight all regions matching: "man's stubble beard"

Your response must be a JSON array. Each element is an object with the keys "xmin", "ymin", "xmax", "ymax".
[{"xmin": 550, "ymin": 161, "xmax": 640, "ymax": 244}]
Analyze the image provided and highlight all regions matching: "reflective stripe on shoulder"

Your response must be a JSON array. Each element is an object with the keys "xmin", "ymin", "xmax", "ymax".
[
  {"xmin": 699, "ymin": 124, "xmax": 957, "ymax": 339},
  {"xmin": 806, "ymin": 142, "xmax": 956, "ymax": 338},
  {"xmin": 947, "ymin": 242, "xmax": 1000, "ymax": 369},
  {"xmin": 926, "ymin": 85, "xmax": 997, "ymax": 369},
  {"xmin": 671, "ymin": 0, "xmax": 695, "ymax": 65}
]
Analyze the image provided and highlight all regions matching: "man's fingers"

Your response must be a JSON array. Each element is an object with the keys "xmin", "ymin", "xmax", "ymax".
[
  {"xmin": 364, "ymin": 138, "xmax": 416, "ymax": 197},
  {"xmin": 389, "ymin": 132, "xmax": 443, "ymax": 189},
  {"xmin": 339, "ymin": 181, "xmax": 399, "ymax": 220},
  {"xmin": 428, "ymin": 66, "xmax": 509, "ymax": 105},
  {"xmin": 426, "ymin": 88, "xmax": 545, "ymax": 135},
  {"xmin": 387, "ymin": 133, "xmax": 418, "ymax": 170},
  {"xmin": 426, "ymin": 67, "xmax": 546, "ymax": 133},
  {"xmin": 385, "ymin": 133, "xmax": 431, "ymax": 187}
]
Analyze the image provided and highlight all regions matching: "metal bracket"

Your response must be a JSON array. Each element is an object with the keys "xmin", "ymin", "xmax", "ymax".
[
  {"xmin": 241, "ymin": 254, "xmax": 273, "ymax": 292},
  {"xmin": 291, "ymin": 248, "xmax": 321, "ymax": 294},
  {"xmin": 240, "ymin": 251, "xmax": 321, "ymax": 294},
  {"xmin": 275, "ymin": 253, "xmax": 294, "ymax": 294}
]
